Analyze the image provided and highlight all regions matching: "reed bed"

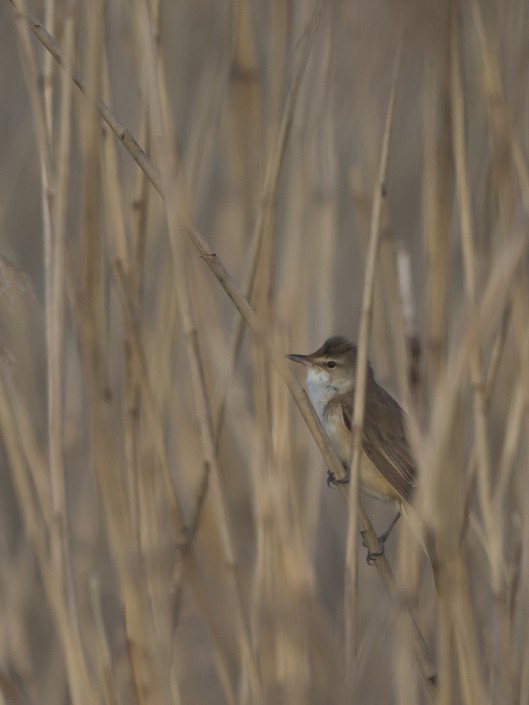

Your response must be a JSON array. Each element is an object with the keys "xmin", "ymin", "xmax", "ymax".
[{"xmin": 0, "ymin": 1, "xmax": 528, "ymax": 703}]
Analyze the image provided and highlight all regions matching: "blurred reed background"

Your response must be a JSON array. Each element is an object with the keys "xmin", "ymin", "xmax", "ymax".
[{"xmin": 1, "ymin": 0, "xmax": 529, "ymax": 703}]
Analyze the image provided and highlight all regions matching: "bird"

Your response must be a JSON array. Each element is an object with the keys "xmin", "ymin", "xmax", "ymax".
[{"xmin": 287, "ymin": 335, "xmax": 417, "ymax": 562}]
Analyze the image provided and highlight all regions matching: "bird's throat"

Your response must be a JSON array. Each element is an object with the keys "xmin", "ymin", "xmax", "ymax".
[{"xmin": 305, "ymin": 368, "xmax": 337, "ymax": 421}]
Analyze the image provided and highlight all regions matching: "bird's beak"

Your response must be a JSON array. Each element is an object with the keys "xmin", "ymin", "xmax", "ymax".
[{"xmin": 286, "ymin": 353, "xmax": 310, "ymax": 366}]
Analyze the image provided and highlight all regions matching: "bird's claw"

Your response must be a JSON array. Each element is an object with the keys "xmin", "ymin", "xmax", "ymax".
[
  {"xmin": 362, "ymin": 534, "xmax": 388, "ymax": 564},
  {"xmin": 326, "ymin": 470, "xmax": 350, "ymax": 488},
  {"xmin": 326, "ymin": 470, "xmax": 336, "ymax": 487},
  {"xmin": 365, "ymin": 542, "xmax": 385, "ymax": 565},
  {"xmin": 362, "ymin": 512, "xmax": 401, "ymax": 564}
]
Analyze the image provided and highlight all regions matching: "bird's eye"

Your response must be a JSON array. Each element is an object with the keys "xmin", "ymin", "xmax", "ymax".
[{"xmin": 326, "ymin": 360, "xmax": 336, "ymax": 369}]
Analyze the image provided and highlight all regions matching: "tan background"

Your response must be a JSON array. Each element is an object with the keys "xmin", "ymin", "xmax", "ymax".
[{"xmin": 0, "ymin": 1, "xmax": 528, "ymax": 704}]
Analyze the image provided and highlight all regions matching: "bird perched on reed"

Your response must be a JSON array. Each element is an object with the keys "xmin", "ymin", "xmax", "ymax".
[{"xmin": 288, "ymin": 336, "xmax": 417, "ymax": 562}]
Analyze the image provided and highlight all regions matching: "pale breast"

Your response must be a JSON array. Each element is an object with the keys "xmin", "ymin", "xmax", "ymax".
[
  {"xmin": 305, "ymin": 371, "xmax": 401, "ymax": 506},
  {"xmin": 322, "ymin": 410, "xmax": 351, "ymax": 464},
  {"xmin": 306, "ymin": 368, "xmax": 335, "ymax": 420}
]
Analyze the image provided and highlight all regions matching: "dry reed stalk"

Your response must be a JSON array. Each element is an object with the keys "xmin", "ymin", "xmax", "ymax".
[
  {"xmin": 468, "ymin": 3, "xmax": 529, "ymax": 699},
  {"xmin": 6, "ymin": 1, "xmax": 529, "ymax": 703},
  {"xmin": 133, "ymin": 4, "xmax": 265, "ymax": 700},
  {"xmin": 450, "ymin": 0, "xmax": 497, "ymax": 582},
  {"xmin": 113, "ymin": 226, "xmax": 239, "ymax": 701},
  {"xmin": 0, "ymin": 370, "xmax": 97, "ymax": 705},
  {"xmin": 448, "ymin": 14, "xmax": 494, "ymax": 703},
  {"xmin": 87, "ymin": 577, "xmax": 121, "ymax": 705},
  {"xmin": 288, "ymin": 8, "xmax": 339, "ymax": 556},
  {"xmin": 418, "ymin": 233, "xmax": 526, "ymax": 703},
  {"xmin": 212, "ymin": 3, "xmax": 318, "ymax": 547},
  {"xmin": 343, "ymin": 31, "xmax": 401, "ymax": 675},
  {"xmin": 9, "ymin": 3, "xmax": 96, "ymax": 705},
  {"xmin": 6, "ymin": 1, "xmax": 439, "ymax": 698},
  {"xmin": 422, "ymin": 51, "xmax": 451, "ymax": 394}
]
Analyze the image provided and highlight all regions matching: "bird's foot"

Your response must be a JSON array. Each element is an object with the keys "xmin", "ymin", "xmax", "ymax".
[
  {"xmin": 363, "ymin": 512, "xmax": 401, "ymax": 564},
  {"xmin": 363, "ymin": 537, "xmax": 386, "ymax": 565},
  {"xmin": 326, "ymin": 470, "xmax": 350, "ymax": 487}
]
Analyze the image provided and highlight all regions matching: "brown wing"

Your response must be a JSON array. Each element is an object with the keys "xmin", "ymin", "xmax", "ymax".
[{"xmin": 341, "ymin": 382, "xmax": 416, "ymax": 503}]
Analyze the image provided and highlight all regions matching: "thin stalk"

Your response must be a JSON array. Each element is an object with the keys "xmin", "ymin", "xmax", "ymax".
[{"xmin": 344, "ymin": 34, "xmax": 402, "ymax": 680}]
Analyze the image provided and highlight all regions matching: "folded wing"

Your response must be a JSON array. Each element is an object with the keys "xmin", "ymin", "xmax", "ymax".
[{"xmin": 341, "ymin": 381, "xmax": 416, "ymax": 503}]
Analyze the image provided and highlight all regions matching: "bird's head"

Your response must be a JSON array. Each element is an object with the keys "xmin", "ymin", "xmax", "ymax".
[{"xmin": 287, "ymin": 336, "xmax": 370, "ymax": 396}]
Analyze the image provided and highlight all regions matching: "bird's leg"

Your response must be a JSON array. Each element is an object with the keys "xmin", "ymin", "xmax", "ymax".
[
  {"xmin": 364, "ymin": 511, "xmax": 401, "ymax": 564},
  {"xmin": 380, "ymin": 510, "xmax": 402, "ymax": 543}
]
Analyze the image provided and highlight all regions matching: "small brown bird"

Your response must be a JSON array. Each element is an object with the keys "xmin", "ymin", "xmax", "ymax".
[{"xmin": 288, "ymin": 336, "xmax": 416, "ymax": 560}]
